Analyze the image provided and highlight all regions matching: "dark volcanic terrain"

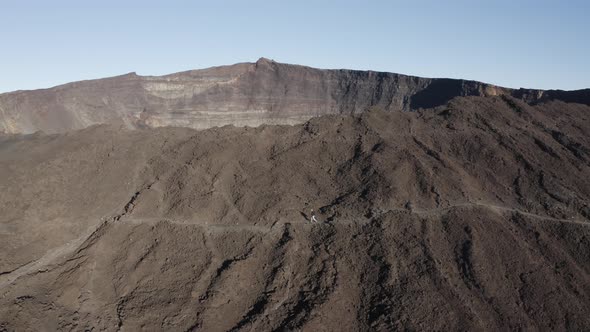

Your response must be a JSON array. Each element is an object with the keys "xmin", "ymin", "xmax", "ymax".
[
  {"xmin": 1, "ymin": 58, "xmax": 589, "ymax": 134},
  {"xmin": 1, "ymin": 95, "xmax": 589, "ymax": 331}
]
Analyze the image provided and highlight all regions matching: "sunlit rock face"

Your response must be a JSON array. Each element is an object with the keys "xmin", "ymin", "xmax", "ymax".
[{"xmin": 0, "ymin": 58, "xmax": 588, "ymax": 134}]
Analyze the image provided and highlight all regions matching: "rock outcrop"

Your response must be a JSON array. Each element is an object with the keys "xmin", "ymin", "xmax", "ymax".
[{"xmin": 1, "ymin": 58, "xmax": 589, "ymax": 134}]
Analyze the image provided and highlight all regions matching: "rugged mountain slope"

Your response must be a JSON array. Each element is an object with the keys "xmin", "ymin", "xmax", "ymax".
[
  {"xmin": 1, "ymin": 96, "xmax": 589, "ymax": 330},
  {"xmin": 1, "ymin": 58, "xmax": 589, "ymax": 134}
]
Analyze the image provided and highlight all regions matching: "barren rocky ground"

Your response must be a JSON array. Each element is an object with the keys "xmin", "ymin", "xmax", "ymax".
[{"xmin": 1, "ymin": 95, "xmax": 589, "ymax": 331}]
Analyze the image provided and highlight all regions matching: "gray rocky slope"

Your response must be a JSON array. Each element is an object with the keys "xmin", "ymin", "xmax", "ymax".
[{"xmin": 1, "ymin": 97, "xmax": 589, "ymax": 330}]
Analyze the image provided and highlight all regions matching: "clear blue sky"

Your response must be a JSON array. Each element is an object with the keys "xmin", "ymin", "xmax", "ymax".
[{"xmin": 1, "ymin": 0, "xmax": 588, "ymax": 93}]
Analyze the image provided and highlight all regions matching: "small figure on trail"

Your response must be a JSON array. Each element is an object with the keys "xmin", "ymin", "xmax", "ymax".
[
  {"xmin": 310, "ymin": 209, "xmax": 319, "ymax": 223},
  {"xmin": 405, "ymin": 201, "xmax": 413, "ymax": 212}
]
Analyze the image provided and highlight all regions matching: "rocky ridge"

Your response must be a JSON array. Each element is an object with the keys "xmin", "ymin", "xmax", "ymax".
[{"xmin": 1, "ymin": 58, "xmax": 589, "ymax": 134}]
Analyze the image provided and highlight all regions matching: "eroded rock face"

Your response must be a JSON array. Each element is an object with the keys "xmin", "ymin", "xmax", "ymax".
[{"xmin": 1, "ymin": 58, "xmax": 588, "ymax": 134}]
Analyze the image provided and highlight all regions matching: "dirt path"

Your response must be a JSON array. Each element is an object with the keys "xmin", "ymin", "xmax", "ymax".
[
  {"xmin": 1, "ymin": 202, "xmax": 587, "ymax": 291},
  {"xmin": 0, "ymin": 219, "xmax": 109, "ymax": 291},
  {"xmin": 123, "ymin": 217, "xmax": 278, "ymax": 233},
  {"xmin": 407, "ymin": 202, "xmax": 590, "ymax": 227}
]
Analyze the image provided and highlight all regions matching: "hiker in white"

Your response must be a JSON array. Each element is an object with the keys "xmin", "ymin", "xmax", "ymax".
[{"xmin": 310, "ymin": 209, "xmax": 319, "ymax": 223}]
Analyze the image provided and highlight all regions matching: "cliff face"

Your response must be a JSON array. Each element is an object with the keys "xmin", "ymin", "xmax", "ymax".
[{"xmin": 0, "ymin": 58, "xmax": 588, "ymax": 134}]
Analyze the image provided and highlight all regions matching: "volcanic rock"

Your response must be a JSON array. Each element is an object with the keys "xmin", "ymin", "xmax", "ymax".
[{"xmin": 1, "ymin": 96, "xmax": 589, "ymax": 330}]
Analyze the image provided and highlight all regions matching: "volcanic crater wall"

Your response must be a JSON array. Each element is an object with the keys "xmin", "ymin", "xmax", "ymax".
[{"xmin": 0, "ymin": 58, "xmax": 589, "ymax": 134}]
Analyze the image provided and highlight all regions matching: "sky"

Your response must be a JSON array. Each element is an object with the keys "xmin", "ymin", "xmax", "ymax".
[{"xmin": 1, "ymin": 0, "xmax": 589, "ymax": 93}]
